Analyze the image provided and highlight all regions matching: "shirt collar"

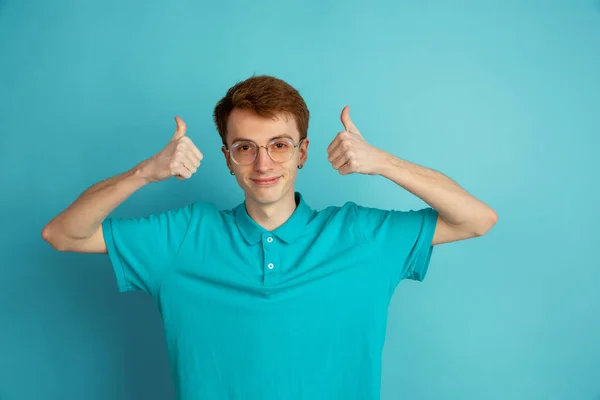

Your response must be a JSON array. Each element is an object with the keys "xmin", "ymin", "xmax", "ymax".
[{"xmin": 234, "ymin": 192, "xmax": 312, "ymax": 245}]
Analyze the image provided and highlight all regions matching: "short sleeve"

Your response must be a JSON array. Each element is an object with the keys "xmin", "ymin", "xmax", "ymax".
[
  {"xmin": 102, "ymin": 203, "xmax": 194, "ymax": 295},
  {"xmin": 353, "ymin": 204, "xmax": 439, "ymax": 287}
]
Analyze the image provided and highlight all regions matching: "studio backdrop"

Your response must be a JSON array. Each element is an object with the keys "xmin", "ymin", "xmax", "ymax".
[{"xmin": 0, "ymin": 1, "xmax": 598, "ymax": 399}]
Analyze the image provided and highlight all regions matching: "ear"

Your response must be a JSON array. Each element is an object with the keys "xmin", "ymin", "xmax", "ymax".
[
  {"xmin": 299, "ymin": 138, "xmax": 309, "ymax": 165},
  {"xmin": 221, "ymin": 145, "xmax": 233, "ymax": 172}
]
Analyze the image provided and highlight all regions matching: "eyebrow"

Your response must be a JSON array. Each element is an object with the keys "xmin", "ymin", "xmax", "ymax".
[{"xmin": 231, "ymin": 134, "xmax": 294, "ymax": 144}]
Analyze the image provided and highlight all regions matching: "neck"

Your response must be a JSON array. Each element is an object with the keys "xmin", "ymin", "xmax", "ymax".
[{"xmin": 245, "ymin": 191, "xmax": 297, "ymax": 231}]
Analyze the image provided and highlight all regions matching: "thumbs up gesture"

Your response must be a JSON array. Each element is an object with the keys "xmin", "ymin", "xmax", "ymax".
[
  {"xmin": 327, "ymin": 106, "xmax": 385, "ymax": 176},
  {"xmin": 138, "ymin": 116, "xmax": 204, "ymax": 183}
]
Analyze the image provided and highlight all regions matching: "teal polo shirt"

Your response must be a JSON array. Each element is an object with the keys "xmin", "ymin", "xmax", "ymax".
[{"xmin": 102, "ymin": 192, "xmax": 438, "ymax": 400}]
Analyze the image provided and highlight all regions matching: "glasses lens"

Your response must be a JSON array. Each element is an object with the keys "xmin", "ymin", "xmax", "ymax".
[
  {"xmin": 231, "ymin": 142, "xmax": 257, "ymax": 165},
  {"xmin": 230, "ymin": 139, "xmax": 297, "ymax": 165},
  {"xmin": 268, "ymin": 139, "xmax": 295, "ymax": 162}
]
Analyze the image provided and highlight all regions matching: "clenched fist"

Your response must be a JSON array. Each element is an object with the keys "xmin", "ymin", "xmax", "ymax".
[{"xmin": 138, "ymin": 116, "xmax": 203, "ymax": 183}]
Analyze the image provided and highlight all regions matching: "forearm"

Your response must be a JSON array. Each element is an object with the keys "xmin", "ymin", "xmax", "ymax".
[
  {"xmin": 43, "ymin": 162, "xmax": 150, "ymax": 242},
  {"xmin": 376, "ymin": 151, "xmax": 497, "ymax": 234}
]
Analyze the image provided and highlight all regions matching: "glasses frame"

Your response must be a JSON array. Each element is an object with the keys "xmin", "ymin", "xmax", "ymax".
[{"xmin": 225, "ymin": 138, "xmax": 305, "ymax": 166}]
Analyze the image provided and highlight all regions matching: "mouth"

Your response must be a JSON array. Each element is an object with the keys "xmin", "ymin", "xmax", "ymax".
[{"xmin": 251, "ymin": 176, "xmax": 281, "ymax": 186}]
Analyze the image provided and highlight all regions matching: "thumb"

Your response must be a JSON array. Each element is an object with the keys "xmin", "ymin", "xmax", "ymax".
[
  {"xmin": 340, "ymin": 106, "xmax": 360, "ymax": 135},
  {"xmin": 171, "ymin": 116, "xmax": 187, "ymax": 141}
]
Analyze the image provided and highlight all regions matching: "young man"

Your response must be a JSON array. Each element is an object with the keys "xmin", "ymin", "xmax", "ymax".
[{"xmin": 42, "ymin": 75, "xmax": 497, "ymax": 400}]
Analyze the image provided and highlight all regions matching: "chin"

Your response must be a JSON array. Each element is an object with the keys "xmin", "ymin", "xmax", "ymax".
[
  {"xmin": 245, "ymin": 179, "xmax": 292, "ymax": 205},
  {"xmin": 249, "ymin": 188, "xmax": 284, "ymax": 205}
]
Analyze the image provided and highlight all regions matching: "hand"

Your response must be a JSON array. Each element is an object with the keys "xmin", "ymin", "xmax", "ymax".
[
  {"xmin": 327, "ymin": 106, "xmax": 386, "ymax": 175},
  {"xmin": 138, "ymin": 116, "xmax": 204, "ymax": 183}
]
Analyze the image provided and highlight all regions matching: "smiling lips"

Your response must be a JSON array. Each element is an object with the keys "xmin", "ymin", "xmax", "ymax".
[{"xmin": 251, "ymin": 177, "xmax": 281, "ymax": 186}]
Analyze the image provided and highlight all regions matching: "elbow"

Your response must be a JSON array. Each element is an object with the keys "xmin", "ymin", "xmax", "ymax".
[
  {"xmin": 41, "ymin": 224, "xmax": 52, "ymax": 244},
  {"xmin": 41, "ymin": 224, "xmax": 67, "ymax": 251},
  {"xmin": 474, "ymin": 209, "xmax": 498, "ymax": 237}
]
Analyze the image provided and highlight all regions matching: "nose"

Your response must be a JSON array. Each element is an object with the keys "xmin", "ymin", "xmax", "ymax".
[{"xmin": 254, "ymin": 146, "xmax": 273, "ymax": 171}]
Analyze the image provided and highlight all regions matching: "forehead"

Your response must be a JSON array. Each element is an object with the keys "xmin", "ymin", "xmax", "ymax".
[{"xmin": 227, "ymin": 108, "xmax": 299, "ymax": 144}]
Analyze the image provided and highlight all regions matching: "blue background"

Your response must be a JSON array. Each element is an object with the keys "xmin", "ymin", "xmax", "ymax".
[{"xmin": 1, "ymin": 0, "xmax": 599, "ymax": 399}]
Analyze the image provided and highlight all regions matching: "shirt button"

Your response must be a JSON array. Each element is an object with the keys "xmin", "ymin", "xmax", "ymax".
[
  {"xmin": 267, "ymin": 263, "xmax": 274, "ymax": 269},
  {"xmin": 267, "ymin": 237, "xmax": 273, "ymax": 243}
]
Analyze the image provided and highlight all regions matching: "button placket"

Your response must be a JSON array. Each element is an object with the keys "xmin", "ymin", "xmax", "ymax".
[{"xmin": 262, "ymin": 233, "xmax": 280, "ymax": 286}]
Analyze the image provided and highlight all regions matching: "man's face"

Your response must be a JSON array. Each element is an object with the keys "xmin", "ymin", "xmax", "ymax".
[{"xmin": 222, "ymin": 108, "xmax": 309, "ymax": 207}]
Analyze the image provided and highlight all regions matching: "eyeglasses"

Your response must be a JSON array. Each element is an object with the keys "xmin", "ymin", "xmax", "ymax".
[{"xmin": 226, "ymin": 138, "xmax": 304, "ymax": 166}]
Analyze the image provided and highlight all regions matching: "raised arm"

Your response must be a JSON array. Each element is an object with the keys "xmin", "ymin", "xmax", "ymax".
[
  {"xmin": 41, "ymin": 116, "xmax": 202, "ymax": 253},
  {"xmin": 327, "ymin": 106, "xmax": 497, "ymax": 245}
]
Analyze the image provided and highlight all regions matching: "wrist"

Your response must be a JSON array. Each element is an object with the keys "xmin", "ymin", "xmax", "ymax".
[
  {"xmin": 131, "ymin": 160, "xmax": 153, "ymax": 185},
  {"xmin": 375, "ymin": 151, "xmax": 401, "ymax": 177}
]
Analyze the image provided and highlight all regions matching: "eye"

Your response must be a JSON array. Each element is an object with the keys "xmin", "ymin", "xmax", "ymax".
[
  {"xmin": 233, "ymin": 142, "xmax": 255, "ymax": 152},
  {"xmin": 271, "ymin": 140, "xmax": 292, "ymax": 149}
]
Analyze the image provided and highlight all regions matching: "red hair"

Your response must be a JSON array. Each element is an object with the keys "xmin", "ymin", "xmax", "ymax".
[{"xmin": 213, "ymin": 75, "xmax": 310, "ymax": 145}]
